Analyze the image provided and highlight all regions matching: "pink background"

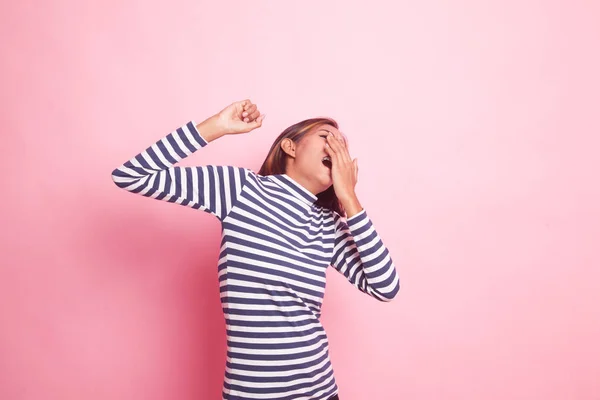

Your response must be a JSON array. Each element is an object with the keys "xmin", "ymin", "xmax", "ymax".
[{"xmin": 2, "ymin": 1, "xmax": 599, "ymax": 399}]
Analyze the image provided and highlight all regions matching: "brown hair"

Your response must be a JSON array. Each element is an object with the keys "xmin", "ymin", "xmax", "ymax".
[{"xmin": 258, "ymin": 117, "xmax": 345, "ymax": 217}]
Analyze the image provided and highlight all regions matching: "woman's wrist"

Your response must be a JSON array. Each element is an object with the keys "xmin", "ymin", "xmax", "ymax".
[
  {"xmin": 340, "ymin": 194, "xmax": 363, "ymax": 218},
  {"xmin": 195, "ymin": 114, "xmax": 228, "ymax": 142}
]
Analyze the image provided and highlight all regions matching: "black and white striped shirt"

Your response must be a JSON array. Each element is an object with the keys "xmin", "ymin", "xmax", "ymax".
[{"xmin": 111, "ymin": 120, "xmax": 400, "ymax": 400}]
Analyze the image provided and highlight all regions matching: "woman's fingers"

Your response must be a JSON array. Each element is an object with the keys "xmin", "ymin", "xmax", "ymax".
[
  {"xmin": 324, "ymin": 138, "xmax": 335, "ymax": 156},
  {"xmin": 239, "ymin": 99, "xmax": 251, "ymax": 115},
  {"xmin": 242, "ymin": 100, "xmax": 253, "ymax": 111},
  {"xmin": 249, "ymin": 108, "xmax": 261, "ymax": 121},
  {"xmin": 242, "ymin": 103, "xmax": 255, "ymax": 115},
  {"xmin": 325, "ymin": 134, "xmax": 339, "ymax": 158},
  {"xmin": 326, "ymin": 133, "xmax": 351, "ymax": 163},
  {"xmin": 335, "ymin": 132, "xmax": 352, "ymax": 163},
  {"xmin": 242, "ymin": 103, "xmax": 258, "ymax": 122},
  {"xmin": 327, "ymin": 135, "xmax": 349, "ymax": 167},
  {"xmin": 248, "ymin": 113, "xmax": 266, "ymax": 129}
]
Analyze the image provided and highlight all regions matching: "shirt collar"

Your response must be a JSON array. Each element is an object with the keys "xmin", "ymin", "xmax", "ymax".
[{"xmin": 270, "ymin": 174, "xmax": 318, "ymax": 205}]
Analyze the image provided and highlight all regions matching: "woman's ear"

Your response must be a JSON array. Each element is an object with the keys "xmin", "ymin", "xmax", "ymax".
[{"xmin": 280, "ymin": 138, "xmax": 296, "ymax": 158}]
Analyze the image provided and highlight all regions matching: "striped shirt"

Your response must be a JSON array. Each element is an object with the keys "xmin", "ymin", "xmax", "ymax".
[{"xmin": 111, "ymin": 120, "xmax": 400, "ymax": 400}]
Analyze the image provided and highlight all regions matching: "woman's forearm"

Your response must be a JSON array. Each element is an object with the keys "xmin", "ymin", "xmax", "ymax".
[{"xmin": 195, "ymin": 114, "xmax": 228, "ymax": 143}]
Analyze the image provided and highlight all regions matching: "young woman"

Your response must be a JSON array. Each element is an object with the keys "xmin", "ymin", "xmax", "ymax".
[{"xmin": 111, "ymin": 99, "xmax": 400, "ymax": 400}]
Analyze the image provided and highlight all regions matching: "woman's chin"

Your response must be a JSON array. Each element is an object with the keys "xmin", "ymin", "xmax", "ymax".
[{"xmin": 319, "ymin": 171, "xmax": 333, "ymax": 187}]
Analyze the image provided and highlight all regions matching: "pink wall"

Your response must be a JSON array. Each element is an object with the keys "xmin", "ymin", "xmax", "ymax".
[{"xmin": 2, "ymin": 1, "xmax": 599, "ymax": 399}]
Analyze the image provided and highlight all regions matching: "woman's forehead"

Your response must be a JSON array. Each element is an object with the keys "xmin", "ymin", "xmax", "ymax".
[
  {"xmin": 312, "ymin": 124, "xmax": 339, "ymax": 135},
  {"xmin": 311, "ymin": 124, "xmax": 348, "ymax": 145}
]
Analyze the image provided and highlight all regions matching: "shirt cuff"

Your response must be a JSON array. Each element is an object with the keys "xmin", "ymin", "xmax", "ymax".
[
  {"xmin": 346, "ymin": 208, "xmax": 367, "ymax": 225},
  {"xmin": 189, "ymin": 120, "xmax": 209, "ymax": 146}
]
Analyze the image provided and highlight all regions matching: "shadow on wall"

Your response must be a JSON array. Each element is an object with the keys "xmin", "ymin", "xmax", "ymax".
[{"xmin": 74, "ymin": 197, "xmax": 228, "ymax": 398}]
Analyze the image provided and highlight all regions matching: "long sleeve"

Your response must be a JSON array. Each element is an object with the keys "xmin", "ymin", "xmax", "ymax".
[
  {"xmin": 330, "ymin": 209, "xmax": 400, "ymax": 301},
  {"xmin": 111, "ymin": 120, "xmax": 248, "ymax": 221}
]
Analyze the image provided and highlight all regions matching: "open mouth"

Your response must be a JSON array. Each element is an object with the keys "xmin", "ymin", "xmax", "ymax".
[{"xmin": 322, "ymin": 156, "xmax": 332, "ymax": 169}]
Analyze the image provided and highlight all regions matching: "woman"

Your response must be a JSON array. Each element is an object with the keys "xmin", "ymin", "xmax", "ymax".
[{"xmin": 111, "ymin": 99, "xmax": 400, "ymax": 400}]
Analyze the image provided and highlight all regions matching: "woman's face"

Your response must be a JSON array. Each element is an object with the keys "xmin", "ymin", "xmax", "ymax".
[{"xmin": 283, "ymin": 124, "xmax": 348, "ymax": 195}]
